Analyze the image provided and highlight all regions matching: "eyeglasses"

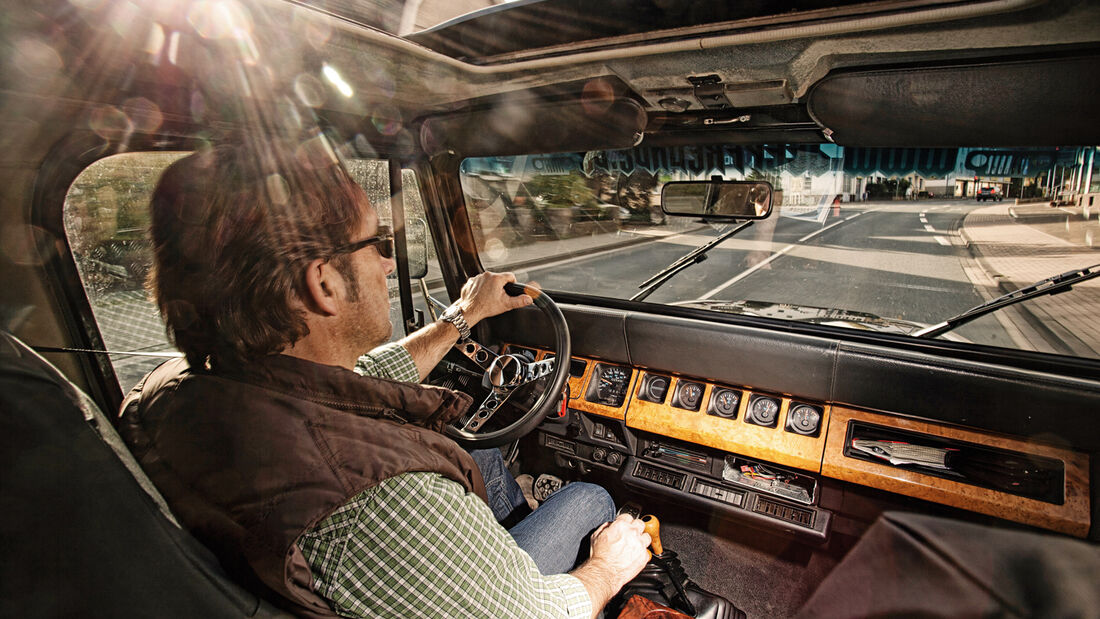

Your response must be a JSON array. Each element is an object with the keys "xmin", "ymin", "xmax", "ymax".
[{"xmin": 332, "ymin": 225, "xmax": 394, "ymax": 259}]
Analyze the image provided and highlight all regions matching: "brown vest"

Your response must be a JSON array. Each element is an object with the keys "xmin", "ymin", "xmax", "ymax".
[{"xmin": 120, "ymin": 355, "xmax": 487, "ymax": 617}]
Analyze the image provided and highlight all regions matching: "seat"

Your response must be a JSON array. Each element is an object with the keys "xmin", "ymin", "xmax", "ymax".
[{"xmin": 0, "ymin": 331, "xmax": 290, "ymax": 618}]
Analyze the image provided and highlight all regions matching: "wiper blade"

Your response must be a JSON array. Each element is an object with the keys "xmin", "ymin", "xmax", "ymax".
[
  {"xmin": 631, "ymin": 221, "xmax": 753, "ymax": 302},
  {"xmin": 914, "ymin": 263, "xmax": 1100, "ymax": 338}
]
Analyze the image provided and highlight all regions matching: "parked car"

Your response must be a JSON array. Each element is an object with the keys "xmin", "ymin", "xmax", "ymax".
[
  {"xmin": 3, "ymin": 0, "xmax": 1099, "ymax": 617},
  {"xmin": 976, "ymin": 186, "xmax": 1003, "ymax": 201}
]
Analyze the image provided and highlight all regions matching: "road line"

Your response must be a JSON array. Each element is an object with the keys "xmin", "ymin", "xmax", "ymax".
[
  {"xmin": 519, "ymin": 228, "xmax": 701, "ymax": 273},
  {"xmin": 798, "ymin": 218, "xmax": 850, "ymax": 242},
  {"xmin": 699, "ymin": 245, "xmax": 794, "ymax": 300},
  {"xmin": 845, "ymin": 212, "xmax": 863, "ymax": 221},
  {"xmin": 923, "ymin": 224, "xmax": 937, "ymax": 233},
  {"xmin": 934, "ymin": 236, "xmax": 951, "ymax": 246}
]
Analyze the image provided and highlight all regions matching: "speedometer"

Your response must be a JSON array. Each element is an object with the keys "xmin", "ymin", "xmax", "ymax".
[{"xmin": 589, "ymin": 364, "xmax": 630, "ymax": 407}]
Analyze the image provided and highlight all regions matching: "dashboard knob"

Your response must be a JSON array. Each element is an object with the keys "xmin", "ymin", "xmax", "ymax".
[
  {"xmin": 593, "ymin": 447, "xmax": 607, "ymax": 461},
  {"xmin": 606, "ymin": 451, "xmax": 623, "ymax": 466}
]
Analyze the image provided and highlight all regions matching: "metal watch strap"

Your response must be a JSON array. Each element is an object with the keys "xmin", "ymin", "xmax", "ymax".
[{"xmin": 440, "ymin": 305, "xmax": 471, "ymax": 340}]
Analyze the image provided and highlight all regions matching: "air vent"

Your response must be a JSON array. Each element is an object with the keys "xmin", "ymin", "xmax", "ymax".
[{"xmin": 753, "ymin": 497, "xmax": 815, "ymax": 528}]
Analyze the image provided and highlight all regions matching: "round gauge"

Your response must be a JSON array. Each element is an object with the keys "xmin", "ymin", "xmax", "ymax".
[
  {"xmin": 787, "ymin": 404, "xmax": 822, "ymax": 435},
  {"xmin": 643, "ymin": 375, "xmax": 670, "ymax": 403},
  {"xmin": 749, "ymin": 396, "xmax": 780, "ymax": 426},
  {"xmin": 677, "ymin": 381, "xmax": 703, "ymax": 410},
  {"xmin": 596, "ymin": 365, "xmax": 630, "ymax": 407},
  {"xmin": 710, "ymin": 388, "xmax": 740, "ymax": 418}
]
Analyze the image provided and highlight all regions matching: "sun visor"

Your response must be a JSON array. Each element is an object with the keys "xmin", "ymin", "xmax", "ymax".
[
  {"xmin": 807, "ymin": 55, "xmax": 1100, "ymax": 147},
  {"xmin": 418, "ymin": 97, "xmax": 647, "ymax": 158}
]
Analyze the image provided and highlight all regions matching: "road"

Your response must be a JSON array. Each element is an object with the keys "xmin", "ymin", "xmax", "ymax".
[{"xmin": 517, "ymin": 200, "xmax": 1015, "ymax": 347}]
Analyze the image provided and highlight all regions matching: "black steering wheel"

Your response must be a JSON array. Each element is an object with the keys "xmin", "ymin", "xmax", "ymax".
[{"xmin": 443, "ymin": 282, "xmax": 571, "ymax": 449}]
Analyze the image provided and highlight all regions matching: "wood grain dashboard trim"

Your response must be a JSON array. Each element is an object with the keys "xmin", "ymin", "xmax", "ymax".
[
  {"xmin": 626, "ymin": 376, "xmax": 830, "ymax": 473},
  {"xmin": 822, "ymin": 406, "xmax": 1091, "ymax": 538}
]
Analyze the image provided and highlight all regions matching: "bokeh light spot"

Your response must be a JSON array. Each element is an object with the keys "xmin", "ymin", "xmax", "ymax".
[
  {"xmin": 370, "ymin": 104, "xmax": 403, "ymax": 136},
  {"xmin": 294, "ymin": 73, "xmax": 325, "ymax": 108},
  {"xmin": 266, "ymin": 174, "xmax": 290, "ymax": 205},
  {"xmin": 89, "ymin": 105, "xmax": 133, "ymax": 140},
  {"xmin": 322, "ymin": 64, "xmax": 353, "ymax": 98},
  {"xmin": 582, "ymin": 78, "xmax": 616, "ymax": 116},
  {"xmin": 143, "ymin": 23, "xmax": 166, "ymax": 57},
  {"xmin": 122, "ymin": 97, "xmax": 163, "ymax": 132},
  {"xmin": 188, "ymin": 0, "xmax": 253, "ymax": 40},
  {"xmin": 13, "ymin": 38, "xmax": 63, "ymax": 78}
]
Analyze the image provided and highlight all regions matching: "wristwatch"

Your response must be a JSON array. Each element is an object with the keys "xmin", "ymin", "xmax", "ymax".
[{"xmin": 439, "ymin": 304, "xmax": 471, "ymax": 340}]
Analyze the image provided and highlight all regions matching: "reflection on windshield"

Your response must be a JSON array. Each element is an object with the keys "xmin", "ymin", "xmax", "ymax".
[{"xmin": 461, "ymin": 145, "xmax": 1100, "ymax": 359}]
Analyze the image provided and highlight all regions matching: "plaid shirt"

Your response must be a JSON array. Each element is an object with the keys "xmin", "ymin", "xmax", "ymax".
[{"xmin": 298, "ymin": 343, "xmax": 592, "ymax": 618}]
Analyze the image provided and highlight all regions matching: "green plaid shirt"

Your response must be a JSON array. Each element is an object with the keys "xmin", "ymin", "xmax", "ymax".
[{"xmin": 298, "ymin": 343, "xmax": 592, "ymax": 618}]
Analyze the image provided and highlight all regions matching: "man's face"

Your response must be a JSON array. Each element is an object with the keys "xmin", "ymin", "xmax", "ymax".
[{"xmin": 338, "ymin": 195, "xmax": 396, "ymax": 350}]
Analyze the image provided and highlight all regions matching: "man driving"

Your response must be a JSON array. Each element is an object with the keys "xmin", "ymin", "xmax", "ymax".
[{"xmin": 119, "ymin": 136, "xmax": 651, "ymax": 618}]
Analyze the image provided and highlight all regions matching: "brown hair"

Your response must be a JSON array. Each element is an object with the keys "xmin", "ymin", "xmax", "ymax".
[{"xmin": 148, "ymin": 135, "xmax": 366, "ymax": 368}]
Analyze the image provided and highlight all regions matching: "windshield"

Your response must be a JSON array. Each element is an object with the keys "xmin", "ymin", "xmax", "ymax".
[{"xmin": 461, "ymin": 144, "xmax": 1100, "ymax": 359}]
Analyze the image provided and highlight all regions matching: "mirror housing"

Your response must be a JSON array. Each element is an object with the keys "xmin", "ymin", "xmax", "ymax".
[
  {"xmin": 661, "ymin": 179, "xmax": 773, "ymax": 220},
  {"xmin": 391, "ymin": 217, "xmax": 430, "ymax": 281}
]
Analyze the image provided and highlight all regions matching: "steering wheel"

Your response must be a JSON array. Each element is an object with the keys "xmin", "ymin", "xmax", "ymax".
[{"xmin": 443, "ymin": 282, "xmax": 571, "ymax": 449}]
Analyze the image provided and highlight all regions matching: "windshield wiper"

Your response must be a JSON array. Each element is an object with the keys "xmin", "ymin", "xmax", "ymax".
[
  {"xmin": 914, "ymin": 263, "xmax": 1100, "ymax": 338},
  {"xmin": 631, "ymin": 221, "xmax": 753, "ymax": 302}
]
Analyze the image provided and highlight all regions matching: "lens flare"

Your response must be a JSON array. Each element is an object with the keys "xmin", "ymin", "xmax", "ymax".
[
  {"xmin": 370, "ymin": 104, "xmax": 402, "ymax": 136},
  {"xmin": 294, "ymin": 73, "xmax": 325, "ymax": 108},
  {"xmin": 143, "ymin": 23, "xmax": 166, "ymax": 57},
  {"xmin": 122, "ymin": 97, "xmax": 163, "ymax": 132},
  {"xmin": 89, "ymin": 105, "xmax": 133, "ymax": 140},
  {"xmin": 322, "ymin": 64, "xmax": 353, "ymax": 98},
  {"xmin": 188, "ymin": 0, "xmax": 253, "ymax": 40},
  {"xmin": 582, "ymin": 78, "xmax": 616, "ymax": 116},
  {"xmin": 12, "ymin": 38, "xmax": 63, "ymax": 79}
]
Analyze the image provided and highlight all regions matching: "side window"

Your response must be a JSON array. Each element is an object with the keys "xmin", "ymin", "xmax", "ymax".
[
  {"xmin": 64, "ymin": 153, "xmax": 433, "ymax": 391},
  {"xmin": 64, "ymin": 152, "xmax": 188, "ymax": 391}
]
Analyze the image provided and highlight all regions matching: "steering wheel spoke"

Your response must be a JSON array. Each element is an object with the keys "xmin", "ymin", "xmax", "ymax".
[
  {"xmin": 461, "ymin": 387, "xmax": 514, "ymax": 432},
  {"xmin": 454, "ymin": 338, "xmax": 499, "ymax": 371}
]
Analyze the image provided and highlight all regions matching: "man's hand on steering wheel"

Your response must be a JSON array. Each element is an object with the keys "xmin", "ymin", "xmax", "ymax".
[{"xmin": 453, "ymin": 271, "xmax": 534, "ymax": 328}]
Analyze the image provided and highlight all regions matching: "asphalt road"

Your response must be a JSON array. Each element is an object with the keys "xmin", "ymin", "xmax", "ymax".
[{"xmin": 521, "ymin": 200, "xmax": 1016, "ymax": 347}]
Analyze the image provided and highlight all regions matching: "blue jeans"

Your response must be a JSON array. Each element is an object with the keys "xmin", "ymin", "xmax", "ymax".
[{"xmin": 469, "ymin": 449, "xmax": 615, "ymax": 575}]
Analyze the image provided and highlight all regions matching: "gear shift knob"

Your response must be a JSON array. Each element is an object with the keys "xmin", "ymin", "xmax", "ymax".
[{"xmin": 642, "ymin": 514, "xmax": 663, "ymax": 555}]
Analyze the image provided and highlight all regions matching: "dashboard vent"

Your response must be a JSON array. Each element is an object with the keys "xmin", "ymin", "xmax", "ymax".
[{"xmin": 753, "ymin": 497, "xmax": 815, "ymax": 528}]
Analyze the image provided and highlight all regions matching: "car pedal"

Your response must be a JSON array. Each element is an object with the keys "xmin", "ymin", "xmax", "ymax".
[{"xmin": 533, "ymin": 473, "xmax": 564, "ymax": 502}]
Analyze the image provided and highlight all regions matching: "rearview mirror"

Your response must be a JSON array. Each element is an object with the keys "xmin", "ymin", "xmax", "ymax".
[
  {"xmin": 661, "ymin": 180, "xmax": 773, "ymax": 220},
  {"xmin": 390, "ymin": 217, "xmax": 429, "ymax": 281}
]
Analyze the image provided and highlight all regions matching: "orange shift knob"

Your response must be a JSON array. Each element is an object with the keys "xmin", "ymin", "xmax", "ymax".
[{"xmin": 642, "ymin": 514, "xmax": 662, "ymax": 555}]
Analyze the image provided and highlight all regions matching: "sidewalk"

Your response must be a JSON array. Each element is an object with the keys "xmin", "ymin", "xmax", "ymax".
[{"xmin": 961, "ymin": 202, "xmax": 1100, "ymax": 357}]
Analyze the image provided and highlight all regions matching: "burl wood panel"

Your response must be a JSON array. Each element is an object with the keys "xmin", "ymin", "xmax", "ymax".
[
  {"xmin": 822, "ymin": 406, "xmax": 1091, "ymax": 538},
  {"xmin": 625, "ymin": 377, "xmax": 830, "ymax": 473}
]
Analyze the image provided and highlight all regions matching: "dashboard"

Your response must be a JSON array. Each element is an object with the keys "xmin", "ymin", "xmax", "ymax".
[{"xmin": 506, "ymin": 344, "xmax": 1091, "ymax": 540}]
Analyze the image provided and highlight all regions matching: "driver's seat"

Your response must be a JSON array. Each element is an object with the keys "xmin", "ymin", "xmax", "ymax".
[{"xmin": 0, "ymin": 331, "xmax": 288, "ymax": 618}]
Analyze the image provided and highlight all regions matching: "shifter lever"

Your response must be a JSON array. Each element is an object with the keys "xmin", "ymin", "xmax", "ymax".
[
  {"xmin": 642, "ymin": 514, "xmax": 663, "ymax": 555},
  {"xmin": 640, "ymin": 515, "xmax": 695, "ymax": 616}
]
